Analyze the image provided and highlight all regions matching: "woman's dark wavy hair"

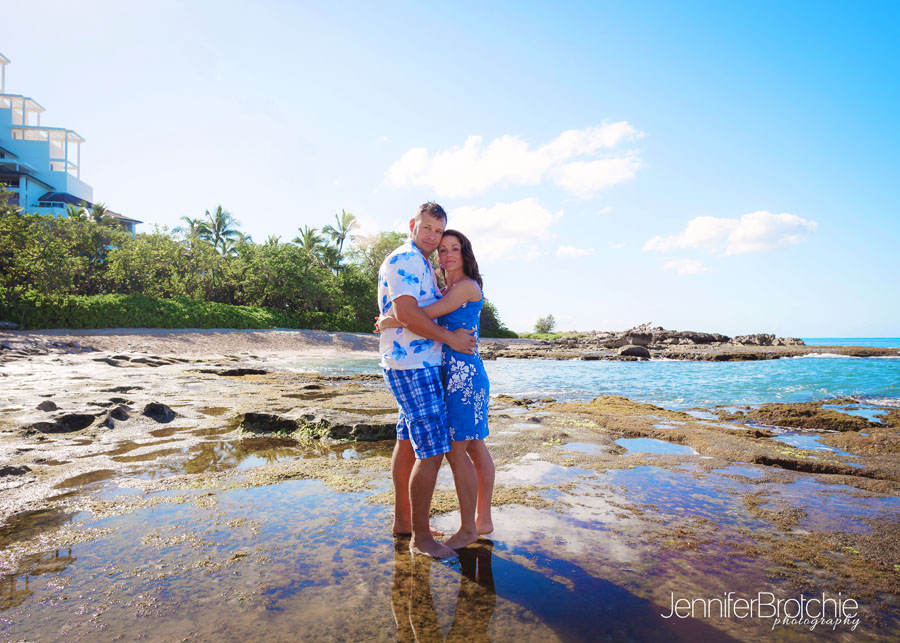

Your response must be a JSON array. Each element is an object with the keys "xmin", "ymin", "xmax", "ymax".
[{"xmin": 440, "ymin": 229, "xmax": 483, "ymax": 289}]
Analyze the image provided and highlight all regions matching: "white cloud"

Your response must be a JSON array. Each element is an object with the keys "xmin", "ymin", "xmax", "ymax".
[
  {"xmin": 386, "ymin": 122, "xmax": 643, "ymax": 199},
  {"xmin": 556, "ymin": 245, "xmax": 596, "ymax": 258},
  {"xmin": 597, "ymin": 206, "xmax": 614, "ymax": 215},
  {"xmin": 551, "ymin": 154, "xmax": 643, "ymax": 199},
  {"xmin": 608, "ymin": 241, "xmax": 626, "ymax": 249},
  {"xmin": 447, "ymin": 198, "xmax": 562, "ymax": 262},
  {"xmin": 643, "ymin": 211, "xmax": 817, "ymax": 256},
  {"xmin": 661, "ymin": 258, "xmax": 709, "ymax": 275}
]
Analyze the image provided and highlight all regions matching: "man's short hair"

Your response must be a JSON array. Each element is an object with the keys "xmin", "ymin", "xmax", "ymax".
[{"xmin": 416, "ymin": 201, "xmax": 447, "ymax": 223}]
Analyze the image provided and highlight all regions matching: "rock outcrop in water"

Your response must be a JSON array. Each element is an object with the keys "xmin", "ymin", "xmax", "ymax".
[{"xmin": 480, "ymin": 323, "xmax": 896, "ymax": 361}]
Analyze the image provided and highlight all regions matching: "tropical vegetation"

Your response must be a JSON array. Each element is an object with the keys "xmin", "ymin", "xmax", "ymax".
[{"xmin": 0, "ymin": 191, "xmax": 516, "ymax": 336}]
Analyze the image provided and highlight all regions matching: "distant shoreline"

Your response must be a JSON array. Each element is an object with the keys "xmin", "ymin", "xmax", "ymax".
[{"xmin": 2, "ymin": 328, "xmax": 898, "ymax": 363}]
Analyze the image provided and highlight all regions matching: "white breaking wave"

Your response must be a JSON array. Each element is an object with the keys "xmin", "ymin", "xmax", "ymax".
[{"xmin": 790, "ymin": 353, "xmax": 852, "ymax": 359}]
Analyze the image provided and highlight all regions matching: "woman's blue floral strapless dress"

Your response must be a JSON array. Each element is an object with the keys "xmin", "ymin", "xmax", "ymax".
[{"xmin": 437, "ymin": 298, "xmax": 490, "ymax": 441}]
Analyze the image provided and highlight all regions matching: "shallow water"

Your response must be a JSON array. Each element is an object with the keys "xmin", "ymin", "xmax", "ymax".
[
  {"xmin": 616, "ymin": 438, "xmax": 696, "ymax": 456},
  {"xmin": 771, "ymin": 433, "xmax": 855, "ymax": 457},
  {"xmin": 0, "ymin": 477, "xmax": 734, "ymax": 641}
]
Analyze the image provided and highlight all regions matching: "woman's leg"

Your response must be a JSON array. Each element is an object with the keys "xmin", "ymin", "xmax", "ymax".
[
  {"xmin": 467, "ymin": 439, "xmax": 495, "ymax": 534},
  {"xmin": 444, "ymin": 439, "xmax": 480, "ymax": 549}
]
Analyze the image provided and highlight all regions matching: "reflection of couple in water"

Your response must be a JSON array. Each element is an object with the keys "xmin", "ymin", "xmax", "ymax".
[
  {"xmin": 391, "ymin": 536, "xmax": 496, "ymax": 642},
  {"xmin": 378, "ymin": 202, "xmax": 494, "ymax": 558}
]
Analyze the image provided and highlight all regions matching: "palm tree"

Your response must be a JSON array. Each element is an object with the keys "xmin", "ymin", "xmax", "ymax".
[
  {"xmin": 172, "ymin": 216, "xmax": 209, "ymax": 241},
  {"xmin": 322, "ymin": 209, "xmax": 357, "ymax": 260},
  {"xmin": 265, "ymin": 235, "xmax": 281, "ymax": 247},
  {"xmin": 89, "ymin": 202, "xmax": 118, "ymax": 226},
  {"xmin": 293, "ymin": 225, "xmax": 326, "ymax": 256},
  {"xmin": 200, "ymin": 205, "xmax": 241, "ymax": 254},
  {"xmin": 65, "ymin": 202, "xmax": 87, "ymax": 219}
]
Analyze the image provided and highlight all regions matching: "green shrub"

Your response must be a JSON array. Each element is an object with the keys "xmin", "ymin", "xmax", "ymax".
[{"xmin": 0, "ymin": 293, "xmax": 374, "ymax": 332}]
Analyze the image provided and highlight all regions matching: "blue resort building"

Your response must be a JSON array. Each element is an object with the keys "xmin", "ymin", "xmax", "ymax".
[{"xmin": 0, "ymin": 52, "xmax": 140, "ymax": 233}]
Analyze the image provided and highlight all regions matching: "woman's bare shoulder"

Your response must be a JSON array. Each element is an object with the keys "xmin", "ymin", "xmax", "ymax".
[{"xmin": 457, "ymin": 278, "xmax": 483, "ymax": 301}]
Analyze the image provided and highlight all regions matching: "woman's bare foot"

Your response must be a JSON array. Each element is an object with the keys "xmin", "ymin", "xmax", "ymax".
[
  {"xmin": 444, "ymin": 526, "xmax": 480, "ymax": 550},
  {"xmin": 476, "ymin": 516, "xmax": 494, "ymax": 535},
  {"xmin": 409, "ymin": 537, "xmax": 456, "ymax": 559}
]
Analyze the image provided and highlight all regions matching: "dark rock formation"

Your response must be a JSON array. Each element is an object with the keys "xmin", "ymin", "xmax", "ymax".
[
  {"xmin": 219, "ymin": 368, "xmax": 268, "ymax": 377},
  {"xmin": 241, "ymin": 409, "xmax": 396, "ymax": 442},
  {"xmin": 0, "ymin": 465, "xmax": 31, "ymax": 476},
  {"xmin": 36, "ymin": 401, "xmax": 58, "ymax": 412},
  {"xmin": 29, "ymin": 413, "xmax": 97, "ymax": 434},
  {"xmin": 618, "ymin": 345, "xmax": 651, "ymax": 358},
  {"xmin": 241, "ymin": 413, "xmax": 298, "ymax": 433},
  {"xmin": 142, "ymin": 403, "xmax": 177, "ymax": 423}
]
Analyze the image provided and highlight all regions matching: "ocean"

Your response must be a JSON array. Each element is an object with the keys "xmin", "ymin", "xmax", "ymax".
[
  {"xmin": 267, "ymin": 338, "xmax": 900, "ymax": 412},
  {"xmin": 802, "ymin": 338, "xmax": 900, "ymax": 348}
]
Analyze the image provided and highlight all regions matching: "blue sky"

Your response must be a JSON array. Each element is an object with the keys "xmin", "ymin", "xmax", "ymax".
[{"xmin": 3, "ymin": 1, "xmax": 898, "ymax": 335}]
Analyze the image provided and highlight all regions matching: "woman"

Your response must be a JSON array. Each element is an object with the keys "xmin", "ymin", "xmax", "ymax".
[{"xmin": 380, "ymin": 230, "xmax": 494, "ymax": 550}]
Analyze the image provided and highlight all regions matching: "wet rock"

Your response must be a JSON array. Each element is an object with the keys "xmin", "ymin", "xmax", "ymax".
[
  {"xmin": 720, "ymin": 403, "xmax": 878, "ymax": 432},
  {"xmin": 109, "ymin": 406, "xmax": 130, "ymax": 421},
  {"xmin": 130, "ymin": 357, "xmax": 170, "ymax": 366},
  {"xmin": 101, "ymin": 385, "xmax": 143, "ymax": 393},
  {"xmin": 0, "ymin": 465, "xmax": 31, "ymax": 477},
  {"xmin": 29, "ymin": 413, "xmax": 97, "ymax": 434},
  {"xmin": 241, "ymin": 409, "xmax": 395, "ymax": 442},
  {"xmin": 142, "ymin": 403, "xmax": 177, "ymax": 423},
  {"xmin": 36, "ymin": 401, "xmax": 58, "ymax": 412},
  {"xmin": 100, "ymin": 406, "xmax": 130, "ymax": 428},
  {"xmin": 618, "ymin": 345, "xmax": 651, "ymax": 358},
  {"xmin": 241, "ymin": 413, "xmax": 298, "ymax": 433},
  {"xmin": 219, "ymin": 368, "xmax": 268, "ymax": 377},
  {"xmin": 295, "ymin": 411, "xmax": 395, "ymax": 441},
  {"xmin": 93, "ymin": 357, "xmax": 125, "ymax": 367}
]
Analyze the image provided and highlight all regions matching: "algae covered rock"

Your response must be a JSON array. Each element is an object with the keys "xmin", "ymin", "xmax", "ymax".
[{"xmin": 719, "ymin": 403, "xmax": 879, "ymax": 432}]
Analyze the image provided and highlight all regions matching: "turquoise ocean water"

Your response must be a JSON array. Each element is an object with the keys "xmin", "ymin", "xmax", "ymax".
[
  {"xmin": 275, "ymin": 339, "xmax": 900, "ymax": 411},
  {"xmin": 802, "ymin": 338, "xmax": 900, "ymax": 348}
]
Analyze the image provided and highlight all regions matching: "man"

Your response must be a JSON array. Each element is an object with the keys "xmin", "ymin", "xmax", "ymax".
[{"xmin": 379, "ymin": 202, "xmax": 477, "ymax": 558}]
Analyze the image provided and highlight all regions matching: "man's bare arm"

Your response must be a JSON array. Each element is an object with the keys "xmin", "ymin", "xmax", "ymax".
[{"xmin": 393, "ymin": 296, "xmax": 476, "ymax": 355}]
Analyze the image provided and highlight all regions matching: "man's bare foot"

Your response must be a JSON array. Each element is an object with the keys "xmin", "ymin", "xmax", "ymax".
[
  {"xmin": 444, "ymin": 526, "xmax": 479, "ymax": 550},
  {"xmin": 409, "ymin": 538, "xmax": 456, "ymax": 559},
  {"xmin": 392, "ymin": 518, "xmax": 411, "ymax": 535},
  {"xmin": 476, "ymin": 516, "xmax": 494, "ymax": 535},
  {"xmin": 393, "ymin": 524, "xmax": 445, "ymax": 538}
]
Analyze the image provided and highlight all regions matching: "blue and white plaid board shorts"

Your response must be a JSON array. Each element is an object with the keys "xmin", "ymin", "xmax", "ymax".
[{"xmin": 383, "ymin": 366, "xmax": 450, "ymax": 459}]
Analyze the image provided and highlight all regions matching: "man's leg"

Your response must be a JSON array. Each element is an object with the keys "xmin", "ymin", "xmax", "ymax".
[
  {"xmin": 444, "ymin": 440, "xmax": 479, "ymax": 549},
  {"xmin": 409, "ymin": 452, "xmax": 454, "ymax": 558},
  {"xmin": 391, "ymin": 438, "xmax": 415, "ymax": 535}
]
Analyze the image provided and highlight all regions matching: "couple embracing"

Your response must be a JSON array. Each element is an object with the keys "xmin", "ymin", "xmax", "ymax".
[{"xmin": 378, "ymin": 202, "xmax": 494, "ymax": 559}]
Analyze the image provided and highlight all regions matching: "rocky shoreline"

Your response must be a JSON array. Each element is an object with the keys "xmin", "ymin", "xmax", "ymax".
[
  {"xmin": 482, "ymin": 323, "xmax": 899, "ymax": 361},
  {"xmin": 1, "ymin": 331, "xmax": 899, "ymax": 638}
]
